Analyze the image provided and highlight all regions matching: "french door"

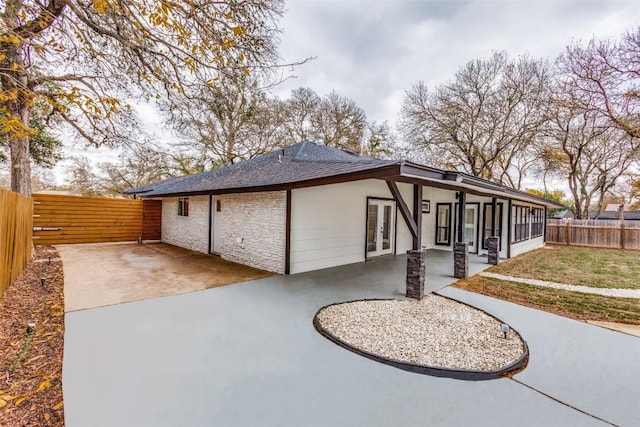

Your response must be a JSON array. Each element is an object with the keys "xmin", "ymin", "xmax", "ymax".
[
  {"xmin": 455, "ymin": 203, "xmax": 479, "ymax": 253},
  {"xmin": 464, "ymin": 204, "xmax": 479, "ymax": 253},
  {"xmin": 366, "ymin": 199, "xmax": 395, "ymax": 257}
]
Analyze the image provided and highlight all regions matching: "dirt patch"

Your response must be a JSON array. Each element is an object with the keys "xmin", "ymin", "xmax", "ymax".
[
  {"xmin": 0, "ymin": 246, "xmax": 65, "ymax": 426},
  {"xmin": 59, "ymin": 242, "xmax": 274, "ymax": 312}
]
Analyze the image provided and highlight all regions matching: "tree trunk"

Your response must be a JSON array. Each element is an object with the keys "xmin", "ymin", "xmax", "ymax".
[
  {"xmin": 1, "ymin": 36, "xmax": 32, "ymax": 196},
  {"xmin": 10, "ymin": 133, "xmax": 32, "ymax": 196}
]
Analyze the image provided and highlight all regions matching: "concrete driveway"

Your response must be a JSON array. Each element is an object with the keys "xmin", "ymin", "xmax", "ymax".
[
  {"xmin": 58, "ymin": 242, "xmax": 273, "ymax": 311},
  {"xmin": 62, "ymin": 252, "xmax": 640, "ymax": 426}
]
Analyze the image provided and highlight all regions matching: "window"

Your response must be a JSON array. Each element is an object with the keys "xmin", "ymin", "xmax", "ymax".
[
  {"xmin": 421, "ymin": 200, "xmax": 430, "ymax": 213},
  {"xmin": 482, "ymin": 203, "xmax": 503, "ymax": 250},
  {"xmin": 512, "ymin": 205, "xmax": 530, "ymax": 243},
  {"xmin": 531, "ymin": 208, "xmax": 544, "ymax": 237},
  {"xmin": 435, "ymin": 203, "xmax": 452, "ymax": 245},
  {"xmin": 177, "ymin": 197, "xmax": 189, "ymax": 217}
]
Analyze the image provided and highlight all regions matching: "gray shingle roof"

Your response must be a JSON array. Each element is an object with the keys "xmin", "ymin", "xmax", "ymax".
[
  {"xmin": 125, "ymin": 141, "xmax": 563, "ymax": 208},
  {"xmin": 126, "ymin": 141, "xmax": 397, "ymax": 197},
  {"xmin": 591, "ymin": 210, "xmax": 640, "ymax": 220}
]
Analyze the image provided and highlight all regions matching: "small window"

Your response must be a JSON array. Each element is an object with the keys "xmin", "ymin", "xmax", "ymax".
[
  {"xmin": 178, "ymin": 197, "xmax": 189, "ymax": 217},
  {"xmin": 435, "ymin": 203, "xmax": 452, "ymax": 246},
  {"xmin": 421, "ymin": 200, "xmax": 430, "ymax": 213},
  {"xmin": 216, "ymin": 199, "xmax": 221, "ymax": 212}
]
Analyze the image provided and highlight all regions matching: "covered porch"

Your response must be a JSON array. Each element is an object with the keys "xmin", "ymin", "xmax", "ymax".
[{"xmin": 292, "ymin": 249, "xmax": 491, "ymax": 299}]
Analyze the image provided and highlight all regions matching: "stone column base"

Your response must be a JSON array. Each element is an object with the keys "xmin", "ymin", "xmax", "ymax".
[
  {"xmin": 406, "ymin": 249, "xmax": 426, "ymax": 300},
  {"xmin": 453, "ymin": 242, "xmax": 469, "ymax": 279},
  {"xmin": 487, "ymin": 236, "xmax": 500, "ymax": 265}
]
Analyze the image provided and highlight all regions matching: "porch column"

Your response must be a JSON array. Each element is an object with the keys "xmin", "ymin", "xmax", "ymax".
[
  {"xmin": 454, "ymin": 191, "xmax": 468, "ymax": 279},
  {"xmin": 488, "ymin": 197, "xmax": 499, "ymax": 265},
  {"xmin": 487, "ymin": 237, "xmax": 500, "ymax": 265},
  {"xmin": 386, "ymin": 181, "xmax": 426, "ymax": 300},
  {"xmin": 406, "ymin": 249, "xmax": 426, "ymax": 300}
]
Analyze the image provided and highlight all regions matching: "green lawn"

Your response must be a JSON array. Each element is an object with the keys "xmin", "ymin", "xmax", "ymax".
[
  {"xmin": 490, "ymin": 245, "xmax": 640, "ymax": 289},
  {"xmin": 454, "ymin": 275, "xmax": 640, "ymax": 325}
]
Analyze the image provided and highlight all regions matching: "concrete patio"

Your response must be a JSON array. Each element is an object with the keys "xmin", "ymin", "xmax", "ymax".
[{"xmin": 61, "ymin": 246, "xmax": 639, "ymax": 426}]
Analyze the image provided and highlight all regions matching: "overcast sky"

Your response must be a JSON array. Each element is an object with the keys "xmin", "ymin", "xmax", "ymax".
[
  {"xmin": 46, "ymin": 0, "xmax": 640, "ymax": 185},
  {"xmin": 275, "ymin": 0, "xmax": 640, "ymax": 124}
]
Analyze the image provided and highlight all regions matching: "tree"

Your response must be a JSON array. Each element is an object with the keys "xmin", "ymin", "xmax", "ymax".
[
  {"xmin": 280, "ymin": 86, "xmax": 322, "ymax": 143},
  {"xmin": 362, "ymin": 121, "xmax": 396, "ymax": 158},
  {"xmin": 1, "ymin": 0, "xmax": 286, "ymax": 195},
  {"xmin": 168, "ymin": 72, "xmax": 287, "ymax": 168},
  {"xmin": 1, "ymin": 112, "xmax": 63, "ymax": 168},
  {"xmin": 559, "ymin": 27, "xmax": 639, "ymax": 139},
  {"xmin": 280, "ymin": 87, "xmax": 393, "ymax": 157},
  {"xmin": 544, "ymin": 78, "xmax": 639, "ymax": 218},
  {"xmin": 399, "ymin": 52, "xmax": 550, "ymax": 188},
  {"xmin": 65, "ymin": 156, "xmax": 103, "ymax": 196},
  {"xmin": 311, "ymin": 91, "xmax": 367, "ymax": 153}
]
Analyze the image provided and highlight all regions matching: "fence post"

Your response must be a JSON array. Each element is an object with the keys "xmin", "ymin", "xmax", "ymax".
[
  {"xmin": 620, "ymin": 222, "xmax": 625, "ymax": 250},
  {"xmin": 565, "ymin": 221, "xmax": 570, "ymax": 246}
]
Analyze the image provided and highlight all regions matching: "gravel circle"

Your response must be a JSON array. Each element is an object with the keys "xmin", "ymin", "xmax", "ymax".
[{"xmin": 316, "ymin": 295, "xmax": 526, "ymax": 372}]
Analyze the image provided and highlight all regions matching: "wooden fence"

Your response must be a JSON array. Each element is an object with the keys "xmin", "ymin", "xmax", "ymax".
[
  {"xmin": 546, "ymin": 219, "xmax": 640, "ymax": 250},
  {"xmin": 33, "ymin": 194, "xmax": 161, "ymax": 245},
  {"xmin": 0, "ymin": 189, "xmax": 33, "ymax": 296}
]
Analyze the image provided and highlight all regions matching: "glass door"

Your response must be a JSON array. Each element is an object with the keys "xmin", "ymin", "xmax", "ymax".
[
  {"xmin": 366, "ymin": 199, "xmax": 395, "ymax": 257},
  {"xmin": 464, "ymin": 204, "xmax": 478, "ymax": 253}
]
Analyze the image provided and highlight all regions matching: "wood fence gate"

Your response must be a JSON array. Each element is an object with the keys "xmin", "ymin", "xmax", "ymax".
[{"xmin": 33, "ymin": 194, "xmax": 161, "ymax": 245}]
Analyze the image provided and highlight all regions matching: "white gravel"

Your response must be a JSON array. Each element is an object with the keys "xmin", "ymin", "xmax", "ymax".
[
  {"xmin": 316, "ymin": 295, "xmax": 525, "ymax": 371},
  {"xmin": 480, "ymin": 272, "xmax": 640, "ymax": 299}
]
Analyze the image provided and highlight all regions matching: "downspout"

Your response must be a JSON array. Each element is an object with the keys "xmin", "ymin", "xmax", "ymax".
[
  {"xmin": 285, "ymin": 190, "xmax": 292, "ymax": 274},
  {"xmin": 507, "ymin": 199, "xmax": 512, "ymax": 258},
  {"xmin": 207, "ymin": 195, "xmax": 212, "ymax": 254}
]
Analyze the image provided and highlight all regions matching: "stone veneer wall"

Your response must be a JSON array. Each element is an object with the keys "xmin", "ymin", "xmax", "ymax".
[
  {"xmin": 161, "ymin": 196, "xmax": 209, "ymax": 253},
  {"xmin": 217, "ymin": 191, "xmax": 286, "ymax": 274}
]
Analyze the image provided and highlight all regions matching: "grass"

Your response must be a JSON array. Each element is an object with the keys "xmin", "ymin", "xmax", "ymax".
[
  {"xmin": 489, "ymin": 245, "xmax": 640, "ymax": 289},
  {"xmin": 453, "ymin": 275, "xmax": 640, "ymax": 325}
]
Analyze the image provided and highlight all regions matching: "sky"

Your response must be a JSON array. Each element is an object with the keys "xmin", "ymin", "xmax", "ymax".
[
  {"xmin": 274, "ymin": 0, "xmax": 640, "ymax": 123},
  {"xmin": 47, "ymin": 0, "xmax": 640, "ymax": 186}
]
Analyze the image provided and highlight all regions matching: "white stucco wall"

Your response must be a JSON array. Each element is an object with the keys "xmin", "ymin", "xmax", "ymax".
[
  {"xmin": 216, "ymin": 191, "xmax": 286, "ymax": 274},
  {"xmin": 161, "ymin": 196, "xmax": 209, "ymax": 253},
  {"xmin": 290, "ymin": 179, "xmax": 414, "ymax": 274}
]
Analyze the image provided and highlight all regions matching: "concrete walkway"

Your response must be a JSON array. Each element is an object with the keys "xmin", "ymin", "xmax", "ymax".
[
  {"xmin": 62, "ymin": 250, "xmax": 640, "ymax": 426},
  {"xmin": 480, "ymin": 271, "xmax": 640, "ymax": 299}
]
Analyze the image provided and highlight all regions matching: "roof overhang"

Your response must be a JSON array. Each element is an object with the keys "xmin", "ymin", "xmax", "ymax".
[{"xmin": 131, "ymin": 160, "xmax": 562, "ymax": 208}]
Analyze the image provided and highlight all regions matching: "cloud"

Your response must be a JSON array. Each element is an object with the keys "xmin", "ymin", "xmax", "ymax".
[{"xmin": 277, "ymin": 0, "xmax": 640, "ymax": 125}]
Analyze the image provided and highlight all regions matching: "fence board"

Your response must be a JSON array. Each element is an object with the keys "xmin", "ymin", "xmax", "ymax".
[
  {"xmin": 33, "ymin": 194, "xmax": 161, "ymax": 245},
  {"xmin": 0, "ymin": 189, "xmax": 33, "ymax": 296},
  {"xmin": 546, "ymin": 219, "xmax": 640, "ymax": 250}
]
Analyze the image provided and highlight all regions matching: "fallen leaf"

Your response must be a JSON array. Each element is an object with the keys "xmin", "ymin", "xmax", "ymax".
[
  {"xmin": 37, "ymin": 380, "xmax": 51, "ymax": 392},
  {"xmin": 44, "ymin": 413, "xmax": 50, "ymax": 421},
  {"xmin": 52, "ymin": 400, "xmax": 63, "ymax": 410},
  {"xmin": 15, "ymin": 395, "xmax": 29, "ymax": 405},
  {"xmin": 0, "ymin": 399, "xmax": 7, "ymax": 409}
]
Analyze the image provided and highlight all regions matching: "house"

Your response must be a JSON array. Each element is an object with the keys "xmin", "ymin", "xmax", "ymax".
[
  {"xmin": 126, "ymin": 142, "xmax": 561, "ymax": 295},
  {"xmin": 552, "ymin": 209, "xmax": 574, "ymax": 220},
  {"xmin": 590, "ymin": 210, "xmax": 640, "ymax": 221}
]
